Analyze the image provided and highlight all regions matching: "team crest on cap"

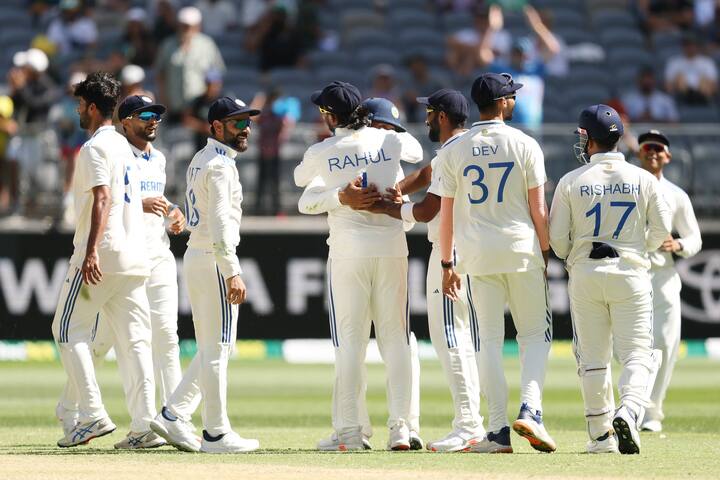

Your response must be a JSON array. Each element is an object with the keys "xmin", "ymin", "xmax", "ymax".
[
  {"xmin": 609, "ymin": 124, "xmax": 618, "ymax": 132},
  {"xmin": 141, "ymin": 96, "xmax": 152, "ymax": 103},
  {"xmin": 391, "ymin": 106, "xmax": 400, "ymax": 119},
  {"xmin": 235, "ymin": 99, "xmax": 246, "ymax": 107}
]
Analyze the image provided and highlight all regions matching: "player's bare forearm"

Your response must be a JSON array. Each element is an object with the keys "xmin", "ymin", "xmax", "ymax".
[
  {"xmin": 367, "ymin": 199, "xmax": 402, "ymax": 219},
  {"xmin": 83, "ymin": 185, "xmax": 110, "ymax": 284},
  {"xmin": 528, "ymin": 185, "xmax": 550, "ymax": 253},
  {"xmin": 397, "ymin": 164, "xmax": 432, "ymax": 195},
  {"xmin": 439, "ymin": 196, "xmax": 454, "ymax": 263}
]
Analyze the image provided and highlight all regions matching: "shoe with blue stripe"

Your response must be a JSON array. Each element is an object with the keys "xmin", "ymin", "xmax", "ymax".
[
  {"xmin": 114, "ymin": 430, "xmax": 166, "ymax": 449},
  {"xmin": 512, "ymin": 403, "xmax": 556, "ymax": 453},
  {"xmin": 613, "ymin": 405, "xmax": 640, "ymax": 454},
  {"xmin": 470, "ymin": 426, "xmax": 513, "ymax": 453},
  {"xmin": 57, "ymin": 416, "xmax": 116, "ymax": 447}
]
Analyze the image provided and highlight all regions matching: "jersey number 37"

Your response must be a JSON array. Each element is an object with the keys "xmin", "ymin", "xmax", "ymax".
[{"xmin": 463, "ymin": 162, "xmax": 514, "ymax": 204}]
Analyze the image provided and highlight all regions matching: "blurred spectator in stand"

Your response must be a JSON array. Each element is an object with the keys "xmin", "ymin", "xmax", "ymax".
[
  {"xmin": 48, "ymin": 71, "xmax": 88, "ymax": 227},
  {"xmin": 296, "ymin": 0, "xmax": 323, "ymax": 51},
  {"xmin": 121, "ymin": 8, "xmax": 157, "ymax": 68},
  {"xmin": 155, "ymin": 6, "xmax": 225, "ymax": 122},
  {"xmin": 665, "ymin": 34, "xmax": 718, "ymax": 103},
  {"xmin": 701, "ymin": 2, "xmax": 720, "ymax": 53},
  {"xmin": 489, "ymin": 38, "xmax": 545, "ymax": 131},
  {"xmin": 195, "ymin": 0, "xmax": 238, "ymax": 37},
  {"xmin": 255, "ymin": 5, "xmax": 305, "ymax": 72},
  {"xmin": 184, "ymin": 69, "xmax": 224, "ymax": 151},
  {"xmin": 368, "ymin": 64, "xmax": 403, "ymax": 110},
  {"xmin": 251, "ymin": 87, "xmax": 300, "ymax": 216},
  {"xmin": 46, "ymin": 0, "xmax": 98, "ymax": 58},
  {"xmin": 153, "ymin": 0, "xmax": 179, "ymax": 43},
  {"xmin": 120, "ymin": 65, "xmax": 151, "ymax": 98},
  {"xmin": 622, "ymin": 66, "xmax": 679, "ymax": 122},
  {"xmin": 0, "ymin": 96, "xmax": 18, "ymax": 215},
  {"xmin": 635, "ymin": 0, "xmax": 694, "ymax": 35},
  {"xmin": 402, "ymin": 54, "xmax": 449, "ymax": 123},
  {"xmin": 605, "ymin": 97, "xmax": 640, "ymax": 155},
  {"xmin": 6, "ymin": 48, "xmax": 60, "ymax": 216},
  {"xmin": 446, "ymin": 4, "xmax": 511, "ymax": 77}
]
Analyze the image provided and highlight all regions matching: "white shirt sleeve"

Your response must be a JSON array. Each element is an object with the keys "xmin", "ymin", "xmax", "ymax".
[
  {"xmin": 525, "ymin": 138, "xmax": 547, "ymax": 189},
  {"xmin": 396, "ymin": 132, "xmax": 424, "ymax": 164},
  {"xmin": 294, "ymin": 146, "xmax": 320, "ymax": 187},
  {"xmin": 674, "ymin": 191, "xmax": 702, "ymax": 258},
  {"xmin": 82, "ymin": 146, "xmax": 111, "ymax": 191},
  {"xmin": 437, "ymin": 147, "xmax": 457, "ymax": 198},
  {"xmin": 549, "ymin": 177, "xmax": 572, "ymax": 260},
  {"xmin": 645, "ymin": 177, "xmax": 672, "ymax": 251},
  {"xmin": 298, "ymin": 176, "xmax": 341, "ymax": 215},
  {"xmin": 206, "ymin": 164, "xmax": 242, "ymax": 278}
]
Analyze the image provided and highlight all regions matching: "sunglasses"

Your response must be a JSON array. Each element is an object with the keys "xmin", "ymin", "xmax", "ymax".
[
  {"xmin": 134, "ymin": 111, "xmax": 162, "ymax": 122},
  {"xmin": 225, "ymin": 118, "xmax": 251, "ymax": 129},
  {"xmin": 641, "ymin": 143, "xmax": 665, "ymax": 153},
  {"xmin": 318, "ymin": 106, "xmax": 331, "ymax": 115},
  {"xmin": 426, "ymin": 107, "xmax": 437, "ymax": 113}
]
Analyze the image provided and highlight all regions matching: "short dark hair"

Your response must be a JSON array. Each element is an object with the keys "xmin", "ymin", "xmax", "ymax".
[
  {"xmin": 73, "ymin": 71, "xmax": 120, "ymax": 119},
  {"xmin": 592, "ymin": 134, "xmax": 620, "ymax": 151},
  {"xmin": 446, "ymin": 112, "xmax": 466, "ymax": 129},
  {"xmin": 336, "ymin": 105, "xmax": 371, "ymax": 130}
]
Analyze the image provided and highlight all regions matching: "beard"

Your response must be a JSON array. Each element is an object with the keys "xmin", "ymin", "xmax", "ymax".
[
  {"xmin": 78, "ymin": 111, "xmax": 90, "ymax": 129},
  {"xmin": 224, "ymin": 130, "xmax": 248, "ymax": 152},
  {"xmin": 427, "ymin": 117, "xmax": 440, "ymax": 142}
]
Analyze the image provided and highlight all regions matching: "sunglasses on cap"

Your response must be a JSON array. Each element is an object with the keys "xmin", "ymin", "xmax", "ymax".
[
  {"xmin": 132, "ymin": 111, "xmax": 162, "ymax": 122},
  {"xmin": 641, "ymin": 142, "xmax": 666, "ymax": 153},
  {"xmin": 224, "ymin": 118, "xmax": 251, "ymax": 129},
  {"xmin": 318, "ymin": 106, "xmax": 331, "ymax": 115}
]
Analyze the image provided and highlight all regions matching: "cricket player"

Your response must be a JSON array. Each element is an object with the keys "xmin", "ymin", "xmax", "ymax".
[
  {"xmin": 363, "ymin": 90, "xmax": 486, "ymax": 452},
  {"xmin": 150, "ymin": 96, "xmax": 260, "ymax": 454},
  {"xmin": 298, "ymin": 96, "xmax": 424, "ymax": 450},
  {"xmin": 439, "ymin": 73, "xmax": 555, "ymax": 453},
  {"xmin": 295, "ymin": 82, "xmax": 424, "ymax": 451},
  {"xmin": 91, "ymin": 95, "xmax": 188, "ymax": 420},
  {"xmin": 51, "ymin": 72, "xmax": 158, "ymax": 448},
  {"xmin": 636, "ymin": 130, "xmax": 701, "ymax": 432},
  {"xmin": 549, "ymin": 105, "xmax": 671, "ymax": 454}
]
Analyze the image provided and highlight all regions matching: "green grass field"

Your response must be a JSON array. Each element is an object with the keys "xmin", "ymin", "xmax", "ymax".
[{"xmin": 1, "ymin": 357, "xmax": 719, "ymax": 479}]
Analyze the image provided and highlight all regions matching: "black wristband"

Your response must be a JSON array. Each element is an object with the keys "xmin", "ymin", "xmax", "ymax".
[{"xmin": 441, "ymin": 260, "xmax": 453, "ymax": 269}]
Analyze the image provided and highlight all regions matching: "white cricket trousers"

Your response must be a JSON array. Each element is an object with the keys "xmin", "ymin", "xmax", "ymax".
[
  {"xmin": 169, "ymin": 248, "xmax": 238, "ymax": 436},
  {"xmin": 568, "ymin": 262, "xmax": 654, "ymax": 439},
  {"xmin": 646, "ymin": 267, "xmax": 682, "ymax": 423},
  {"xmin": 92, "ymin": 252, "xmax": 183, "ymax": 405},
  {"xmin": 427, "ymin": 246, "xmax": 482, "ymax": 435},
  {"xmin": 327, "ymin": 257, "xmax": 412, "ymax": 433},
  {"xmin": 52, "ymin": 267, "xmax": 155, "ymax": 432},
  {"xmin": 467, "ymin": 268, "xmax": 552, "ymax": 432}
]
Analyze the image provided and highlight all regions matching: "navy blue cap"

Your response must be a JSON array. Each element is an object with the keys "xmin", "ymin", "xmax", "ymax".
[
  {"xmin": 577, "ymin": 104, "xmax": 624, "ymax": 142},
  {"xmin": 118, "ymin": 95, "xmax": 166, "ymax": 119},
  {"xmin": 417, "ymin": 88, "xmax": 468, "ymax": 120},
  {"xmin": 311, "ymin": 81, "xmax": 362, "ymax": 115},
  {"xmin": 638, "ymin": 129, "xmax": 669, "ymax": 147},
  {"xmin": 471, "ymin": 73, "xmax": 523, "ymax": 108},
  {"xmin": 362, "ymin": 97, "xmax": 405, "ymax": 132},
  {"xmin": 207, "ymin": 96, "xmax": 260, "ymax": 123}
]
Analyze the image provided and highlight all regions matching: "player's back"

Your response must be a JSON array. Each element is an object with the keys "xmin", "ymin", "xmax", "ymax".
[
  {"xmin": 438, "ymin": 120, "xmax": 546, "ymax": 275},
  {"xmin": 295, "ymin": 126, "xmax": 423, "ymax": 258},
  {"xmin": 555, "ymin": 151, "xmax": 669, "ymax": 271},
  {"xmin": 185, "ymin": 138, "xmax": 243, "ymax": 250}
]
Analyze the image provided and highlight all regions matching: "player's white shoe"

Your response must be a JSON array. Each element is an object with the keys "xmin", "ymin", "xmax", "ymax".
[
  {"xmin": 613, "ymin": 406, "xmax": 641, "ymax": 454},
  {"xmin": 640, "ymin": 420, "xmax": 662, "ymax": 432},
  {"xmin": 55, "ymin": 403, "xmax": 79, "ymax": 437},
  {"xmin": 200, "ymin": 430, "xmax": 259, "ymax": 454},
  {"xmin": 149, "ymin": 407, "xmax": 201, "ymax": 452},
  {"xmin": 586, "ymin": 431, "xmax": 619, "ymax": 454},
  {"xmin": 512, "ymin": 403, "xmax": 557, "ymax": 453},
  {"xmin": 387, "ymin": 423, "xmax": 411, "ymax": 451},
  {"xmin": 317, "ymin": 430, "xmax": 371, "ymax": 451},
  {"xmin": 470, "ymin": 426, "xmax": 513, "ymax": 453},
  {"xmin": 114, "ymin": 431, "xmax": 166, "ymax": 449},
  {"xmin": 409, "ymin": 430, "xmax": 424, "ymax": 450},
  {"xmin": 427, "ymin": 430, "xmax": 483, "ymax": 453},
  {"xmin": 57, "ymin": 417, "xmax": 116, "ymax": 447}
]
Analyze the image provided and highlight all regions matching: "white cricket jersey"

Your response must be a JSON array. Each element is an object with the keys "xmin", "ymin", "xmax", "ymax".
[
  {"xmin": 649, "ymin": 175, "xmax": 701, "ymax": 270},
  {"xmin": 294, "ymin": 126, "xmax": 423, "ymax": 258},
  {"xmin": 437, "ymin": 120, "xmax": 547, "ymax": 275},
  {"xmin": 185, "ymin": 137, "xmax": 243, "ymax": 278},
  {"xmin": 130, "ymin": 143, "xmax": 171, "ymax": 262},
  {"xmin": 427, "ymin": 130, "xmax": 467, "ymax": 245},
  {"xmin": 70, "ymin": 125, "xmax": 149, "ymax": 276},
  {"xmin": 549, "ymin": 151, "xmax": 672, "ymax": 272}
]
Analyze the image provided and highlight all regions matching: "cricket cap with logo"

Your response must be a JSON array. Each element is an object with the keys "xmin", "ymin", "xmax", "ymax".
[
  {"xmin": 310, "ymin": 81, "xmax": 362, "ymax": 115},
  {"xmin": 207, "ymin": 96, "xmax": 260, "ymax": 123},
  {"xmin": 471, "ymin": 72, "xmax": 523, "ymax": 108},
  {"xmin": 118, "ymin": 94, "xmax": 166, "ymax": 119},
  {"xmin": 576, "ymin": 104, "xmax": 624, "ymax": 142},
  {"xmin": 362, "ymin": 97, "xmax": 405, "ymax": 132},
  {"xmin": 417, "ymin": 88, "xmax": 468, "ymax": 120}
]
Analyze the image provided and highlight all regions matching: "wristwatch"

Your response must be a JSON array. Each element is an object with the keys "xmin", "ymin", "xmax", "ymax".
[{"xmin": 441, "ymin": 260, "xmax": 453, "ymax": 269}]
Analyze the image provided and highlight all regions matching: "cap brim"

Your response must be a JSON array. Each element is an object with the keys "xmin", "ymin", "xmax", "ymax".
[
  {"xmin": 508, "ymin": 82, "xmax": 523, "ymax": 93},
  {"xmin": 373, "ymin": 116, "xmax": 406, "ymax": 132},
  {"xmin": 135, "ymin": 104, "xmax": 167, "ymax": 116},
  {"xmin": 222, "ymin": 107, "xmax": 261, "ymax": 118},
  {"xmin": 416, "ymin": 96, "xmax": 430, "ymax": 105},
  {"xmin": 638, "ymin": 132, "xmax": 669, "ymax": 147}
]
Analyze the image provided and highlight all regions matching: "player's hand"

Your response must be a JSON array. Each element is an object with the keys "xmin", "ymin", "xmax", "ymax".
[
  {"xmin": 81, "ymin": 249, "xmax": 102, "ymax": 285},
  {"xmin": 383, "ymin": 185, "xmax": 403, "ymax": 204},
  {"xmin": 226, "ymin": 275, "xmax": 247, "ymax": 304},
  {"xmin": 442, "ymin": 267, "xmax": 462, "ymax": 301},
  {"xmin": 338, "ymin": 176, "xmax": 382, "ymax": 210},
  {"xmin": 143, "ymin": 197, "xmax": 169, "ymax": 217},
  {"xmin": 167, "ymin": 206, "xmax": 186, "ymax": 234},
  {"xmin": 365, "ymin": 198, "xmax": 391, "ymax": 214},
  {"xmin": 660, "ymin": 236, "xmax": 682, "ymax": 253},
  {"xmin": 489, "ymin": 4, "xmax": 504, "ymax": 30}
]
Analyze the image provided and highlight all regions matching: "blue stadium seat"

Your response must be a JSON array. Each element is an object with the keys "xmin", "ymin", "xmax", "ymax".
[
  {"xmin": 343, "ymin": 28, "xmax": 394, "ymax": 50},
  {"xmin": 591, "ymin": 9, "xmax": 637, "ymax": 30},
  {"xmin": 356, "ymin": 47, "xmax": 401, "ymax": 68},
  {"xmin": 600, "ymin": 28, "xmax": 646, "ymax": 49},
  {"xmin": 606, "ymin": 47, "xmax": 653, "ymax": 66},
  {"xmin": 692, "ymin": 143, "xmax": 720, "ymax": 194},
  {"xmin": 341, "ymin": 9, "xmax": 385, "ymax": 31},
  {"xmin": 442, "ymin": 12, "xmax": 473, "ymax": 33},
  {"xmin": 388, "ymin": 9, "xmax": 438, "ymax": 30},
  {"xmin": 398, "ymin": 28, "xmax": 446, "ymax": 50},
  {"xmin": 678, "ymin": 105, "xmax": 720, "ymax": 123},
  {"xmin": 316, "ymin": 66, "xmax": 364, "ymax": 86}
]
